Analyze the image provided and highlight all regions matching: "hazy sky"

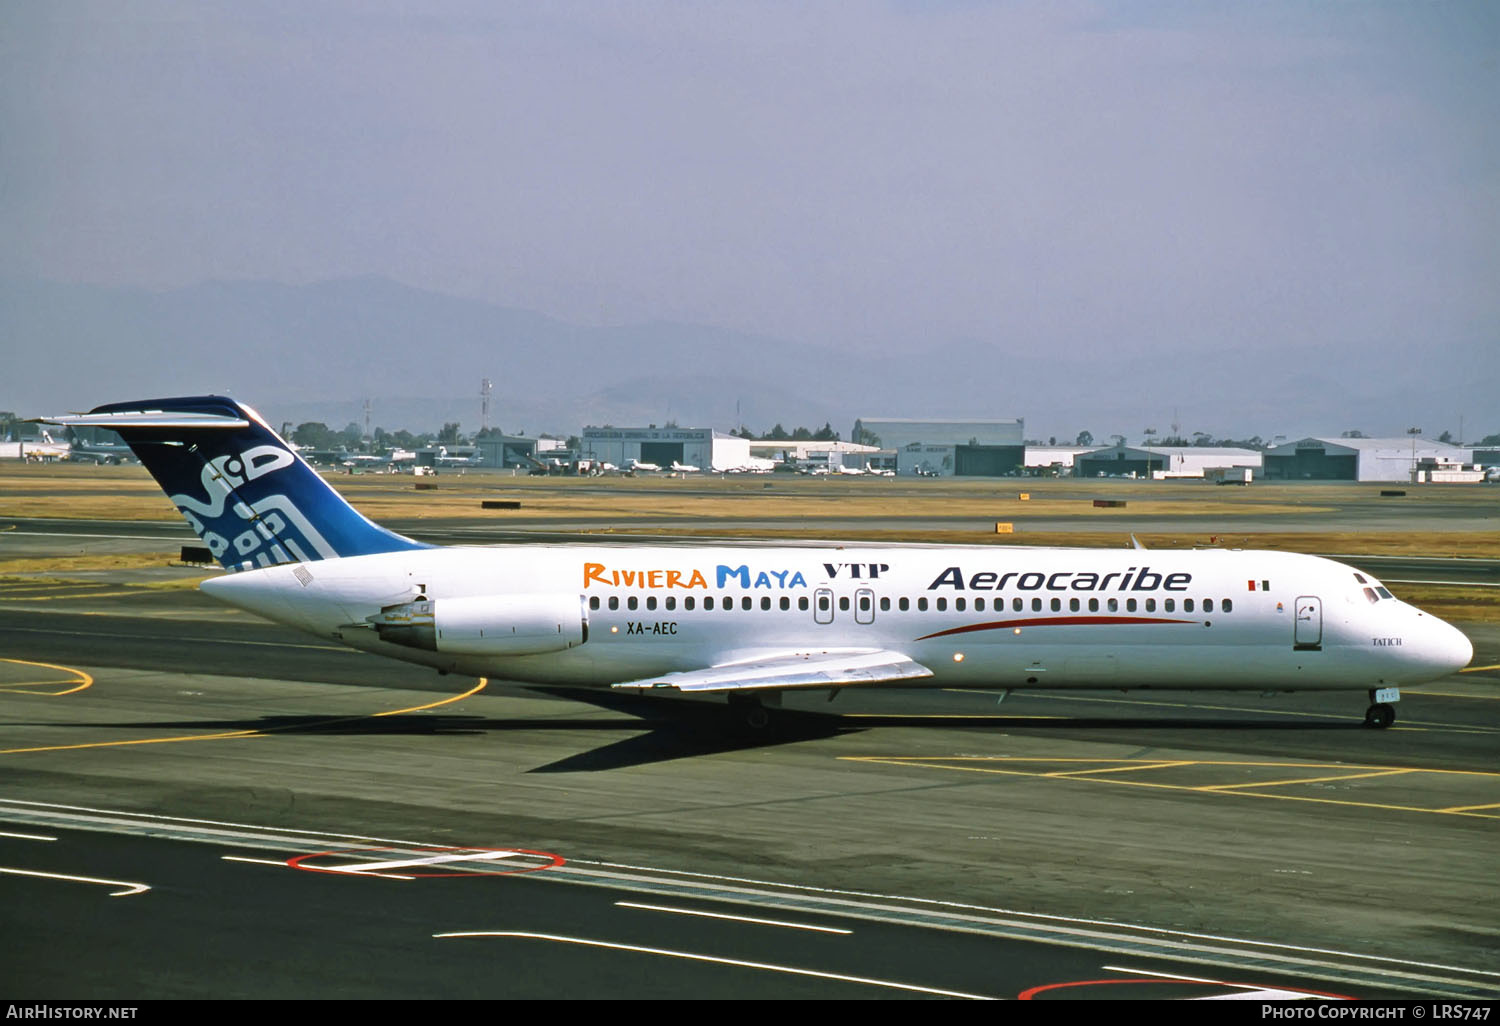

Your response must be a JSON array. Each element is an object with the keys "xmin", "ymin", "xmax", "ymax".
[{"xmin": 3, "ymin": 2, "xmax": 1497, "ymax": 427}]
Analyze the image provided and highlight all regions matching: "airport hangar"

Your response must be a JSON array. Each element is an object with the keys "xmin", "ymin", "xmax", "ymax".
[
  {"xmin": 853, "ymin": 418, "xmax": 1026, "ymax": 476},
  {"xmin": 1076, "ymin": 444, "xmax": 1262, "ymax": 479},
  {"xmin": 1261, "ymin": 437, "xmax": 1473, "ymax": 481},
  {"xmin": 580, "ymin": 426, "xmax": 756, "ymax": 471},
  {"xmin": 746, "ymin": 439, "xmax": 885, "ymax": 472}
]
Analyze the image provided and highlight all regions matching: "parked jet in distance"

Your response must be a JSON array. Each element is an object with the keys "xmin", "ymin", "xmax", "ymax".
[
  {"xmin": 670, "ymin": 460, "xmax": 701, "ymax": 473},
  {"xmin": 626, "ymin": 458, "xmax": 661, "ymax": 473},
  {"xmin": 61, "ymin": 427, "xmax": 135, "ymax": 464},
  {"xmin": 39, "ymin": 396, "xmax": 1474, "ymax": 731}
]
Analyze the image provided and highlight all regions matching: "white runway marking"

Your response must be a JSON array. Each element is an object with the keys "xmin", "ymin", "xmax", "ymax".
[
  {"xmin": 332, "ymin": 850, "xmax": 529, "ymax": 873},
  {"xmin": 0, "ymin": 865, "xmax": 150, "ymax": 897},
  {"xmin": 221, "ymin": 855, "xmax": 287, "ymax": 867},
  {"xmin": 616, "ymin": 901, "xmax": 853, "ymax": 934},
  {"xmin": 435, "ymin": 931, "xmax": 990, "ymax": 998}
]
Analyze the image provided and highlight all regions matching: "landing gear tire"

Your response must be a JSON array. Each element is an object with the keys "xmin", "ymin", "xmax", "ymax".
[
  {"xmin": 1363, "ymin": 703, "xmax": 1396, "ymax": 729},
  {"xmin": 727, "ymin": 693, "xmax": 771, "ymax": 732}
]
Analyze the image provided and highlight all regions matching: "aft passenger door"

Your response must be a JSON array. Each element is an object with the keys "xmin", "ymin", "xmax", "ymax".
[{"xmin": 1294, "ymin": 596, "xmax": 1322, "ymax": 651}]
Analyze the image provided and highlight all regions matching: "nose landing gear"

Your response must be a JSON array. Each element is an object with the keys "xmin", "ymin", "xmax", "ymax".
[{"xmin": 1363, "ymin": 687, "xmax": 1400, "ymax": 729}]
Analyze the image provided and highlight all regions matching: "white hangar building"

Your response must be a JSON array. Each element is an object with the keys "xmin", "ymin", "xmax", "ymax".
[
  {"xmin": 580, "ymin": 426, "xmax": 755, "ymax": 471},
  {"xmin": 1262, "ymin": 437, "xmax": 1473, "ymax": 482}
]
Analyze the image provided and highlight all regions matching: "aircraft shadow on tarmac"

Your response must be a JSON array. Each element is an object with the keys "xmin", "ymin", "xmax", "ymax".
[{"xmin": 6, "ymin": 692, "xmax": 1376, "ymax": 773}]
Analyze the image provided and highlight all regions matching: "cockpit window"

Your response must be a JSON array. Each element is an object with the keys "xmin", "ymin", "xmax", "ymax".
[
  {"xmin": 1354, "ymin": 573, "xmax": 1368, "ymax": 584},
  {"xmin": 1376, "ymin": 587, "xmax": 1394, "ymax": 600},
  {"xmin": 1362, "ymin": 587, "xmax": 1379, "ymax": 604}
]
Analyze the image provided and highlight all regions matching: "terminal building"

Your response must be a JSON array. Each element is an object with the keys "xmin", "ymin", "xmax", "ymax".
[
  {"xmin": 853, "ymin": 418, "xmax": 1025, "ymax": 477},
  {"xmin": 1261, "ymin": 437, "xmax": 1472, "ymax": 482},
  {"xmin": 581, "ymin": 425, "xmax": 754, "ymax": 471}
]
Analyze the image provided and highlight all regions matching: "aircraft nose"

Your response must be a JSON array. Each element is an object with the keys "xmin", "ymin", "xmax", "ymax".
[{"xmin": 1425, "ymin": 616, "xmax": 1473, "ymax": 677}]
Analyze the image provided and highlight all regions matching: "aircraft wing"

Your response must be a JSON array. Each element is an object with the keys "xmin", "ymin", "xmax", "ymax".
[{"xmin": 611, "ymin": 649, "xmax": 933, "ymax": 693}]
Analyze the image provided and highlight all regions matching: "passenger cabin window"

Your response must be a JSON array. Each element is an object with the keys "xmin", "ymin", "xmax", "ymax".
[
  {"xmin": 954, "ymin": 598, "xmax": 965, "ymax": 612},
  {"xmin": 1222, "ymin": 598, "xmax": 1232, "ymax": 612},
  {"xmin": 899, "ymin": 597, "xmax": 910, "ymax": 612},
  {"xmin": 1144, "ymin": 598, "xmax": 1155, "ymax": 612},
  {"xmin": 1203, "ymin": 598, "xmax": 1213, "ymax": 613},
  {"xmin": 742, "ymin": 596, "xmax": 752, "ymax": 611},
  {"xmin": 761, "ymin": 597, "xmax": 771, "ymax": 611},
  {"xmin": 936, "ymin": 598, "xmax": 948, "ymax": 612},
  {"xmin": 1107, "ymin": 598, "xmax": 1117, "ymax": 612},
  {"xmin": 1050, "ymin": 598, "xmax": 1061, "ymax": 612},
  {"xmin": 1164, "ymin": 598, "xmax": 1174, "ymax": 612},
  {"xmin": 609, "ymin": 596, "xmax": 619, "ymax": 611},
  {"xmin": 1126, "ymin": 598, "xmax": 1136, "ymax": 612},
  {"xmin": 589, "ymin": 596, "xmax": 600, "ymax": 610},
  {"xmin": 918, "ymin": 598, "xmax": 929, "ymax": 611},
  {"xmin": 705, "ymin": 596, "xmax": 715, "ymax": 610},
  {"xmin": 1031, "ymin": 598, "xmax": 1042, "ymax": 612},
  {"xmin": 780, "ymin": 597, "xmax": 790, "ymax": 611},
  {"xmin": 1069, "ymin": 598, "xmax": 1080, "ymax": 612},
  {"xmin": 1013, "ymin": 598, "xmax": 1023, "ymax": 612},
  {"xmin": 646, "ymin": 596, "xmax": 657, "ymax": 611},
  {"xmin": 880, "ymin": 597, "xmax": 891, "ymax": 612},
  {"xmin": 799, "ymin": 597, "xmax": 810, "ymax": 611},
  {"xmin": 685, "ymin": 596, "xmax": 695, "ymax": 610},
  {"xmin": 666, "ymin": 596, "xmax": 676, "ymax": 611},
  {"xmin": 1183, "ymin": 599, "xmax": 1193, "ymax": 613},
  {"xmin": 1088, "ymin": 598, "xmax": 1098, "ymax": 612}
]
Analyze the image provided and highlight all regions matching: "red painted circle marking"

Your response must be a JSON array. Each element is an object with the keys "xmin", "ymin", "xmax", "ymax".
[{"xmin": 286, "ymin": 845, "xmax": 565, "ymax": 878}]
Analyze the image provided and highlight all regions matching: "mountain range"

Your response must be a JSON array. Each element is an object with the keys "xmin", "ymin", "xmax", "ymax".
[{"xmin": 2, "ymin": 277, "xmax": 1490, "ymax": 443}]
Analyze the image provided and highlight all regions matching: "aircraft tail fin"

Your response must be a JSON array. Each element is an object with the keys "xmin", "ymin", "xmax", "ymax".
[{"xmin": 38, "ymin": 396, "xmax": 430, "ymax": 571}]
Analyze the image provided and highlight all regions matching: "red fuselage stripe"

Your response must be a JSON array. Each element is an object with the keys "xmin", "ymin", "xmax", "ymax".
[{"xmin": 916, "ymin": 616, "xmax": 1198, "ymax": 641}]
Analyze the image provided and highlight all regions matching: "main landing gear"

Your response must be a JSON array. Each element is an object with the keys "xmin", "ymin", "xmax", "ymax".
[
  {"xmin": 727, "ymin": 692, "xmax": 778, "ymax": 732},
  {"xmin": 1363, "ymin": 687, "xmax": 1400, "ymax": 729}
]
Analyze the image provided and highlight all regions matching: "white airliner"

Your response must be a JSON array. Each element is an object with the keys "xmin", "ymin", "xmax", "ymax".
[
  {"xmin": 40, "ymin": 397, "xmax": 1473, "ymax": 730},
  {"xmin": 626, "ymin": 458, "xmax": 661, "ymax": 473},
  {"xmin": 669, "ymin": 460, "xmax": 701, "ymax": 473}
]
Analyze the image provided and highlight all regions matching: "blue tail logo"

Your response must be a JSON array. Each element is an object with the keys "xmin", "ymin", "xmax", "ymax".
[{"xmin": 49, "ymin": 396, "xmax": 430, "ymax": 571}]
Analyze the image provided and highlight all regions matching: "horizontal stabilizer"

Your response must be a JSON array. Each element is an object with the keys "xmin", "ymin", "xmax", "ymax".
[
  {"xmin": 612, "ymin": 649, "xmax": 933, "ymax": 693},
  {"xmin": 34, "ymin": 410, "xmax": 250, "ymax": 430}
]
